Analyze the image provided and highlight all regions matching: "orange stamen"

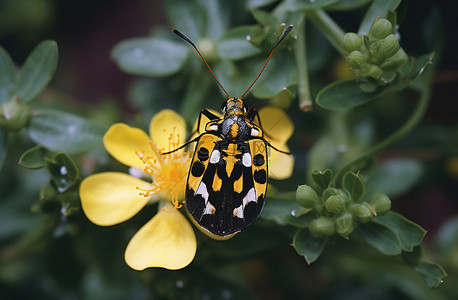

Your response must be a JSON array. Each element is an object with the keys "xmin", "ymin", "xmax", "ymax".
[{"xmin": 135, "ymin": 127, "xmax": 191, "ymax": 211}]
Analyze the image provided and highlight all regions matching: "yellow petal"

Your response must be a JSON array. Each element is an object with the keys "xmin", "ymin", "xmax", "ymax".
[
  {"xmin": 149, "ymin": 109, "xmax": 187, "ymax": 153},
  {"xmin": 104, "ymin": 123, "xmax": 153, "ymax": 170},
  {"xmin": 124, "ymin": 203, "xmax": 196, "ymax": 270},
  {"xmin": 80, "ymin": 172, "xmax": 153, "ymax": 226},
  {"xmin": 258, "ymin": 106, "xmax": 294, "ymax": 145},
  {"xmin": 269, "ymin": 145, "xmax": 294, "ymax": 180}
]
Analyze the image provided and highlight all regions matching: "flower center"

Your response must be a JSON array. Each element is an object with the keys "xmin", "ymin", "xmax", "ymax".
[{"xmin": 135, "ymin": 128, "xmax": 190, "ymax": 210}]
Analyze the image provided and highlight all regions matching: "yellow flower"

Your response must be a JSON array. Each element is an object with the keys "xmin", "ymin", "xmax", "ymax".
[
  {"xmin": 80, "ymin": 109, "xmax": 196, "ymax": 270},
  {"xmin": 257, "ymin": 106, "xmax": 294, "ymax": 180}
]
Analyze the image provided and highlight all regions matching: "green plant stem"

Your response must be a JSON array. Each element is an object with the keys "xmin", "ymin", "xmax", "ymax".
[
  {"xmin": 331, "ymin": 79, "xmax": 432, "ymax": 187},
  {"xmin": 307, "ymin": 9, "xmax": 346, "ymax": 54},
  {"xmin": 294, "ymin": 17, "xmax": 313, "ymax": 111},
  {"xmin": 179, "ymin": 63, "xmax": 213, "ymax": 124}
]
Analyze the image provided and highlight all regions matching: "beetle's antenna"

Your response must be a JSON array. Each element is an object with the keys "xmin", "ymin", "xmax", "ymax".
[
  {"xmin": 240, "ymin": 25, "xmax": 293, "ymax": 100},
  {"xmin": 172, "ymin": 29, "xmax": 230, "ymax": 99}
]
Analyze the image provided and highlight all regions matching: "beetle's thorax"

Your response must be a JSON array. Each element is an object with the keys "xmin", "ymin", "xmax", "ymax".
[{"xmin": 220, "ymin": 98, "xmax": 250, "ymax": 141}]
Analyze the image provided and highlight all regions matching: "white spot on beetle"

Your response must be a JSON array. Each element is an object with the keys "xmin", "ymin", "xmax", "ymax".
[
  {"xmin": 210, "ymin": 149, "xmax": 221, "ymax": 164},
  {"xmin": 196, "ymin": 182, "xmax": 209, "ymax": 201},
  {"xmin": 251, "ymin": 128, "xmax": 259, "ymax": 136},
  {"xmin": 233, "ymin": 205, "xmax": 244, "ymax": 219},
  {"xmin": 242, "ymin": 187, "xmax": 257, "ymax": 206},
  {"xmin": 242, "ymin": 153, "xmax": 252, "ymax": 167},
  {"xmin": 203, "ymin": 202, "xmax": 216, "ymax": 215}
]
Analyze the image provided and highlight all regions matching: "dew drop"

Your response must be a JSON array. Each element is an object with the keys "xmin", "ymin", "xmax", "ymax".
[
  {"xmin": 60, "ymin": 166, "xmax": 68, "ymax": 175},
  {"xmin": 176, "ymin": 280, "xmax": 184, "ymax": 288},
  {"xmin": 291, "ymin": 210, "xmax": 296, "ymax": 216},
  {"xmin": 337, "ymin": 144, "xmax": 347, "ymax": 153},
  {"xmin": 57, "ymin": 185, "xmax": 67, "ymax": 193}
]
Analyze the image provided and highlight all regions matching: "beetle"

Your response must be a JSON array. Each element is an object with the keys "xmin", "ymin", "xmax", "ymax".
[{"xmin": 165, "ymin": 25, "xmax": 293, "ymax": 236}]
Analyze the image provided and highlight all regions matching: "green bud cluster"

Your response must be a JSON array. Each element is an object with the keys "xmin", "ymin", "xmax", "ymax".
[
  {"xmin": 296, "ymin": 170, "xmax": 392, "ymax": 239},
  {"xmin": 343, "ymin": 17, "xmax": 408, "ymax": 92}
]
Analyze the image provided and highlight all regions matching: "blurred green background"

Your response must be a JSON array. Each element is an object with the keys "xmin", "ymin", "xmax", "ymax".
[{"xmin": 1, "ymin": 0, "xmax": 457, "ymax": 299}]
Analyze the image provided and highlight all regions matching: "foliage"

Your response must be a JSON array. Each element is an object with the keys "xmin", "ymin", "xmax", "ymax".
[{"xmin": 0, "ymin": 0, "xmax": 455, "ymax": 299}]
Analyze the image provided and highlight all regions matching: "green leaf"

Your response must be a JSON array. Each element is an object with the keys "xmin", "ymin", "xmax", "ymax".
[
  {"xmin": 365, "ymin": 158, "xmax": 423, "ymax": 197},
  {"xmin": 415, "ymin": 260, "xmax": 447, "ymax": 289},
  {"xmin": 316, "ymin": 53, "xmax": 434, "ymax": 111},
  {"xmin": 111, "ymin": 38, "xmax": 190, "ymax": 77},
  {"xmin": 374, "ymin": 212, "xmax": 426, "ymax": 252},
  {"xmin": 327, "ymin": 0, "xmax": 373, "ymax": 11},
  {"xmin": 17, "ymin": 40, "xmax": 58, "ymax": 103},
  {"xmin": 217, "ymin": 26, "xmax": 262, "ymax": 61},
  {"xmin": 307, "ymin": 135, "xmax": 339, "ymax": 175},
  {"xmin": 213, "ymin": 59, "xmax": 262, "ymax": 97},
  {"xmin": 342, "ymin": 172, "xmax": 365, "ymax": 201},
  {"xmin": 179, "ymin": 67, "xmax": 213, "ymax": 122},
  {"xmin": 198, "ymin": 0, "xmax": 229, "ymax": 40},
  {"xmin": 358, "ymin": 221, "xmax": 402, "ymax": 255},
  {"xmin": 18, "ymin": 145, "xmax": 48, "ymax": 169},
  {"xmin": 402, "ymin": 245, "xmax": 422, "ymax": 267},
  {"xmin": 261, "ymin": 195, "xmax": 311, "ymax": 227},
  {"xmin": 27, "ymin": 110, "xmax": 107, "ymax": 154},
  {"xmin": 292, "ymin": 228, "xmax": 326, "ymax": 264},
  {"xmin": 268, "ymin": 87, "xmax": 295, "ymax": 108},
  {"xmin": 0, "ymin": 129, "xmax": 8, "ymax": 171},
  {"xmin": 251, "ymin": 9, "xmax": 277, "ymax": 27},
  {"xmin": 166, "ymin": 0, "xmax": 203, "ymax": 41},
  {"xmin": 46, "ymin": 152, "xmax": 79, "ymax": 193},
  {"xmin": 252, "ymin": 54, "xmax": 298, "ymax": 99},
  {"xmin": 246, "ymin": 0, "xmax": 278, "ymax": 9},
  {"xmin": 358, "ymin": 0, "xmax": 401, "ymax": 35},
  {"xmin": 311, "ymin": 169, "xmax": 333, "ymax": 190},
  {"xmin": 283, "ymin": 0, "xmax": 340, "ymax": 11},
  {"xmin": 0, "ymin": 46, "xmax": 17, "ymax": 104}
]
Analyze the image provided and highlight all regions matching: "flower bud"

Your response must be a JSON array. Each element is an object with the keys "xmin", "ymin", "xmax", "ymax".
[
  {"xmin": 343, "ymin": 33, "xmax": 362, "ymax": 52},
  {"xmin": 347, "ymin": 51, "xmax": 365, "ymax": 69},
  {"xmin": 369, "ymin": 18, "xmax": 393, "ymax": 40},
  {"xmin": 370, "ymin": 194, "xmax": 391, "ymax": 216},
  {"xmin": 359, "ymin": 82, "xmax": 377, "ymax": 93},
  {"xmin": 0, "ymin": 96, "xmax": 31, "ymax": 130},
  {"xmin": 362, "ymin": 63, "xmax": 383, "ymax": 80},
  {"xmin": 335, "ymin": 212, "xmax": 354, "ymax": 238},
  {"xmin": 324, "ymin": 195, "xmax": 345, "ymax": 215},
  {"xmin": 380, "ymin": 48, "xmax": 408, "ymax": 71},
  {"xmin": 350, "ymin": 203, "xmax": 373, "ymax": 223},
  {"xmin": 379, "ymin": 71, "xmax": 397, "ymax": 84},
  {"xmin": 322, "ymin": 187, "xmax": 349, "ymax": 202},
  {"xmin": 382, "ymin": 34, "xmax": 400, "ymax": 58},
  {"xmin": 196, "ymin": 38, "xmax": 217, "ymax": 62},
  {"xmin": 296, "ymin": 184, "xmax": 319, "ymax": 209},
  {"xmin": 368, "ymin": 40, "xmax": 384, "ymax": 64},
  {"xmin": 309, "ymin": 217, "xmax": 335, "ymax": 237}
]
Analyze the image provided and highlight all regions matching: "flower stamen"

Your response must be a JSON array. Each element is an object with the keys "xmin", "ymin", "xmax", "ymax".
[{"xmin": 135, "ymin": 130, "xmax": 191, "ymax": 211}]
